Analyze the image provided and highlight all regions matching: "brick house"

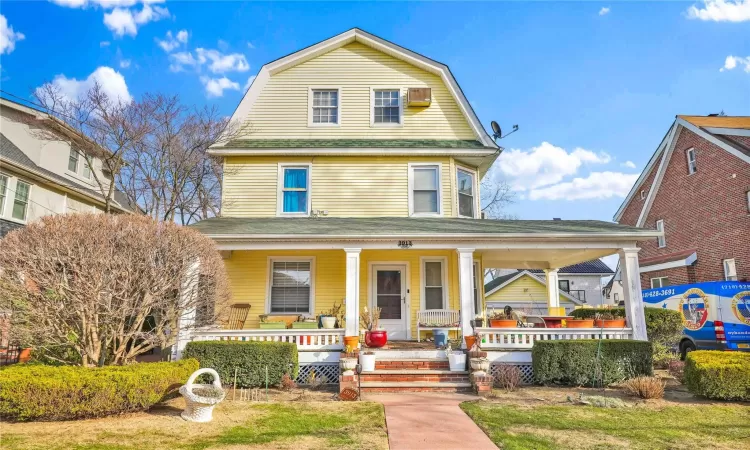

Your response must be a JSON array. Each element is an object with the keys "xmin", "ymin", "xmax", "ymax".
[{"xmin": 613, "ymin": 115, "xmax": 750, "ymax": 287}]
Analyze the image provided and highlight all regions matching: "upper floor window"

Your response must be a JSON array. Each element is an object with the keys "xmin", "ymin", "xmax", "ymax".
[
  {"xmin": 656, "ymin": 219, "xmax": 666, "ymax": 248},
  {"xmin": 640, "ymin": 189, "xmax": 646, "ymax": 200},
  {"xmin": 269, "ymin": 259, "xmax": 313, "ymax": 314},
  {"xmin": 372, "ymin": 89, "xmax": 401, "ymax": 125},
  {"xmin": 651, "ymin": 277, "xmax": 669, "ymax": 288},
  {"xmin": 309, "ymin": 88, "xmax": 339, "ymax": 126},
  {"xmin": 278, "ymin": 164, "xmax": 310, "ymax": 215},
  {"xmin": 723, "ymin": 258, "xmax": 737, "ymax": 281},
  {"xmin": 409, "ymin": 164, "xmax": 441, "ymax": 216},
  {"xmin": 68, "ymin": 149, "xmax": 79, "ymax": 173},
  {"xmin": 0, "ymin": 174, "xmax": 7, "ymax": 215},
  {"xmin": 746, "ymin": 190, "xmax": 750, "ymax": 213},
  {"xmin": 82, "ymin": 160, "xmax": 92, "ymax": 179},
  {"xmin": 558, "ymin": 279, "xmax": 570, "ymax": 292},
  {"xmin": 12, "ymin": 180, "xmax": 30, "ymax": 221},
  {"xmin": 457, "ymin": 168, "xmax": 476, "ymax": 218},
  {"xmin": 686, "ymin": 148, "xmax": 697, "ymax": 174}
]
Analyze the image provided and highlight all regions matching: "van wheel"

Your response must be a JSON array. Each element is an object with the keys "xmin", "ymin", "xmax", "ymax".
[{"xmin": 679, "ymin": 340, "xmax": 696, "ymax": 360}]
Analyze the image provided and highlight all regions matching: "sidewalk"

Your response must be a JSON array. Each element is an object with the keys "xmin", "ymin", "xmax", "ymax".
[{"xmin": 367, "ymin": 392, "xmax": 497, "ymax": 450}]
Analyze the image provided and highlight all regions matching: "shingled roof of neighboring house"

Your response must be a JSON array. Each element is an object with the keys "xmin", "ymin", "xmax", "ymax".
[
  {"xmin": 483, "ymin": 259, "xmax": 614, "ymax": 294},
  {"xmin": 0, "ymin": 132, "xmax": 133, "ymax": 212}
]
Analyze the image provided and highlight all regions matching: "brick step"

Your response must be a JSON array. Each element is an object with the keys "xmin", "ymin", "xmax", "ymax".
[
  {"xmin": 360, "ymin": 371, "xmax": 469, "ymax": 383},
  {"xmin": 375, "ymin": 359, "xmax": 450, "ymax": 370},
  {"xmin": 360, "ymin": 381, "xmax": 472, "ymax": 393}
]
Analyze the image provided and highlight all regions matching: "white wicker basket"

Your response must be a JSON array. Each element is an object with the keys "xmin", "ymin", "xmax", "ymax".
[{"xmin": 179, "ymin": 368, "xmax": 226, "ymax": 422}]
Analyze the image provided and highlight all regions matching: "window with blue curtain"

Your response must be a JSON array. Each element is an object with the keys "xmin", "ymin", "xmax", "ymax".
[{"xmin": 282, "ymin": 167, "xmax": 308, "ymax": 214}]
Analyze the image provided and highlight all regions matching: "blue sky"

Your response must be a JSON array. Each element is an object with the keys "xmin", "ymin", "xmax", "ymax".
[{"xmin": 1, "ymin": 1, "xmax": 748, "ymax": 224}]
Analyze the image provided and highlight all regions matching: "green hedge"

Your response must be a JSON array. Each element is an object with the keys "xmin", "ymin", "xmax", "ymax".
[
  {"xmin": 183, "ymin": 341, "xmax": 298, "ymax": 388},
  {"xmin": 571, "ymin": 308, "xmax": 683, "ymax": 347},
  {"xmin": 532, "ymin": 340, "xmax": 653, "ymax": 386},
  {"xmin": 684, "ymin": 351, "xmax": 750, "ymax": 401},
  {"xmin": 0, "ymin": 359, "xmax": 198, "ymax": 422}
]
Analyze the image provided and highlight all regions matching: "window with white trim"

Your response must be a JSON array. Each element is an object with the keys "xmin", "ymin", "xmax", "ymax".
[
  {"xmin": 269, "ymin": 260, "xmax": 312, "ymax": 313},
  {"xmin": 656, "ymin": 219, "xmax": 666, "ymax": 248},
  {"xmin": 12, "ymin": 180, "xmax": 30, "ymax": 221},
  {"xmin": 68, "ymin": 149, "xmax": 79, "ymax": 173},
  {"xmin": 279, "ymin": 165, "xmax": 310, "ymax": 215},
  {"xmin": 373, "ymin": 89, "xmax": 400, "ymax": 124},
  {"xmin": 423, "ymin": 259, "xmax": 445, "ymax": 310},
  {"xmin": 82, "ymin": 159, "xmax": 92, "ymax": 179},
  {"xmin": 686, "ymin": 148, "xmax": 697, "ymax": 174},
  {"xmin": 310, "ymin": 89, "xmax": 338, "ymax": 125},
  {"xmin": 651, "ymin": 277, "xmax": 669, "ymax": 288},
  {"xmin": 457, "ymin": 168, "xmax": 475, "ymax": 218},
  {"xmin": 410, "ymin": 165, "xmax": 440, "ymax": 215},
  {"xmin": 640, "ymin": 189, "xmax": 646, "ymax": 200},
  {"xmin": 723, "ymin": 258, "xmax": 738, "ymax": 281},
  {"xmin": 613, "ymin": 293, "xmax": 620, "ymax": 301},
  {"xmin": 746, "ymin": 190, "xmax": 750, "ymax": 213},
  {"xmin": 0, "ymin": 174, "xmax": 7, "ymax": 215}
]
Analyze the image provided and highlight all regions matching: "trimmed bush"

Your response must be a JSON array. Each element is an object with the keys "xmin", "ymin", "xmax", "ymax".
[
  {"xmin": 532, "ymin": 340, "xmax": 653, "ymax": 386},
  {"xmin": 684, "ymin": 351, "xmax": 750, "ymax": 401},
  {"xmin": 0, "ymin": 359, "xmax": 198, "ymax": 422},
  {"xmin": 182, "ymin": 341, "xmax": 298, "ymax": 388}
]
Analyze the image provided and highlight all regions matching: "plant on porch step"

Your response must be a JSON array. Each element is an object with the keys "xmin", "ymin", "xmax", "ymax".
[
  {"xmin": 361, "ymin": 307, "xmax": 387, "ymax": 348},
  {"xmin": 488, "ymin": 307, "xmax": 518, "ymax": 328},
  {"xmin": 445, "ymin": 343, "xmax": 467, "ymax": 372}
]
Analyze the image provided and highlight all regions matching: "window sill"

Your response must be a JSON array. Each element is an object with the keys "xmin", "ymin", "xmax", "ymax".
[
  {"xmin": 66, "ymin": 171, "xmax": 94, "ymax": 185},
  {"xmin": 410, "ymin": 213, "xmax": 443, "ymax": 218},
  {"xmin": 1, "ymin": 215, "xmax": 27, "ymax": 225},
  {"xmin": 370, "ymin": 123, "xmax": 403, "ymax": 128},
  {"xmin": 307, "ymin": 123, "xmax": 340, "ymax": 128},
  {"xmin": 277, "ymin": 213, "xmax": 310, "ymax": 217}
]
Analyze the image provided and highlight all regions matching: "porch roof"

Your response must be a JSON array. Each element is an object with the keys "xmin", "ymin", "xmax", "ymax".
[
  {"xmin": 220, "ymin": 139, "xmax": 494, "ymax": 150},
  {"xmin": 191, "ymin": 217, "xmax": 659, "ymax": 240}
]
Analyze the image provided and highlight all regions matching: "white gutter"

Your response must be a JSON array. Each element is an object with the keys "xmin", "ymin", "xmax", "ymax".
[{"xmin": 204, "ymin": 231, "xmax": 662, "ymax": 240}]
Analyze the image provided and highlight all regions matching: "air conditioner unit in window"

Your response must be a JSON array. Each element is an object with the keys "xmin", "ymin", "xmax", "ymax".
[{"xmin": 407, "ymin": 88, "xmax": 431, "ymax": 107}]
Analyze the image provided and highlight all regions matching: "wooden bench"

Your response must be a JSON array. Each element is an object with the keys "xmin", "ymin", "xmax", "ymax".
[{"xmin": 416, "ymin": 309, "xmax": 460, "ymax": 342}]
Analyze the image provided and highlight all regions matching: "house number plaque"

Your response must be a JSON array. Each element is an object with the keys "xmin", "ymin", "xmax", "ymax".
[{"xmin": 397, "ymin": 240, "xmax": 413, "ymax": 249}]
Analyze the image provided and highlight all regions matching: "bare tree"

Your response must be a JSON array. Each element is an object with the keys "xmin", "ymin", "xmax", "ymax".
[
  {"xmin": 481, "ymin": 178, "xmax": 517, "ymax": 219},
  {"xmin": 0, "ymin": 214, "xmax": 231, "ymax": 366}
]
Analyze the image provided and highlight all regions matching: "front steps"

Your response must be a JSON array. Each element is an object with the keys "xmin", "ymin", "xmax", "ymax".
[{"xmin": 359, "ymin": 354, "xmax": 471, "ymax": 393}]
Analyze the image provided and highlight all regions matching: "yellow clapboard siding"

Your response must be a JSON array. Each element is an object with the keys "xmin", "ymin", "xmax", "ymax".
[
  {"xmin": 222, "ymin": 155, "xmax": 459, "ymax": 217},
  {"xmin": 241, "ymin": 42, "xmax": 476, "ymax": 140},
  {"xmin": 225, "ymin": 249, "xmax": 472, "ymax": 339},
  {"xmin": 485, "ymin": 273, "xmax": 574, "ymax": 306}
]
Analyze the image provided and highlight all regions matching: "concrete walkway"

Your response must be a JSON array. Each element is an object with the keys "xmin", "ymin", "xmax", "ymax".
[{"xmin": 367, "ymin": 392, "xmax": 498, "ymax": 450}]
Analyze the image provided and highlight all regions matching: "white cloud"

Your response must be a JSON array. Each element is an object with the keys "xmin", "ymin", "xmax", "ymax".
[
  {"xmin": 200, "ymin": 76, "xmax": 240, "ymax": 98},
  {"xmin": 686, "ymin": 0, "xmax": 750, "ymax": 22},
  {"xmin": 493, "ymin": 141, "xmax": 612, "ymax": 191},
  {"xmin": 39, "ymin": 66, "xmax": 132, "ymax": 104},
  {"xmin": 528, "ymin": 171, "xmax": 639, "ymax": 201},
  {"xmin": 243, "ymin": 75, "xmax": 256, "ymax": 91},
  {"xmin": 103, "ymin": 3, "xmax": 169, "ymax": 37},
  {"xmin": 599, "ymin": 7, "xmax": 611, "ymax": 16},
  {"xmin": 720, "ymin": 55, "xmax": 750, "ymax": 72},
  {"xmin": 247, "ymin": 42, "xmax": 255, "ymax": 49},
  {"xmin": 99, "ymin": 40, "xmax": 111, "ymax": 47},
  {"xmin": 51, "ymin": 0, "xmax": 153, "ymax": 8},
  {"xmin": 169, "ymin": 47, "xmax": 249, "ymax": 74},
  {"xmin": 621, "ymin": 160, "xmax": 636, "ymax": 169},
  {"xmin": 0, "ymin": 14, "xmax": 25, "ymax": 55},
  {"xmin": 156, "ymin": 30, "xmax": 188, "ymax": 52},
  {"xmin": 119, "ymin": 59, "xmax": 131, "ymax": 68}
]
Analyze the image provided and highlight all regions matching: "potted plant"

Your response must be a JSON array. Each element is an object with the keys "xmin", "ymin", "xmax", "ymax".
[
  {"xmin": 464, "ymin": 331, "xmax": 479, "ymax": 351},
  {"xmin": 566, "ymin": 318, "xmax": 595, "ymax": 328},
  {"xmin": 340, "ymin": 347, "xmax": 358, "ymax": 376},
  {"xmin": 445, "ymin": 344, "xmax": 467, "ymax": 372},
  {"xmin": 471, "ymin": 312, "xmax": 485, "ymax": 329},
  {"xmin": 488, "ymin": 309, "xmax": 517, "ymax": 328},
  {"xmin": 258, "ymin": 315, "xmax": 286, "ymax": 329},
  {"xmin": 291, "ymin": 316, "xmax": 319, "ymax": 329},
  {"xmin": 469, "ymin": 357, "xmax": 490, "ymax": 375},
  {"xmin": 360, "ymin": 350, "xmax": 376, "ymax": 372},
  {"xmin": 180, "ymin": 368, "xmax": 226, "ymax": 423},
  {"xmin": 594, "ymin": 312, "xmax": 627, "ymax": 328},
  {"xmin": 320, "ymin": 301, "xmax": 342, "ymax": 329},
  {"xmin": 361, "ymin": 307, "xmax": 387, "ymax": 348}
]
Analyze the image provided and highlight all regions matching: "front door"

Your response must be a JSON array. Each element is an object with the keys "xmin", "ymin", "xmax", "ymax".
[{"xmin": 371, "ymin": 265, "xmax": 408, "ymax": 340}]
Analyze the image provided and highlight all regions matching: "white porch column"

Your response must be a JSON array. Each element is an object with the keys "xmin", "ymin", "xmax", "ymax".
[
  {"xmin": 619, "ymin": 247, "xmax": 648, "ymax": 341},
  {"xmin": 172, "ymin": 259, "xmax": 199, "ymax": 361},
  {"xmin": 457, "ymin": 248, "xmax": 475, "ymax": 348},
  {"xmin": 544, "ymin": 269, "xmax": 562, "ymax": 316},
  {"xmin": 344, "ymin": 248, "xmax": 361, "ymax": 338}
]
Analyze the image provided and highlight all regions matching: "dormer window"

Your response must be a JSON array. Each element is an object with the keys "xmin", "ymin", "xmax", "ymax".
[
  {"xmin": 68, "ymin": 149, "xmax": 79, "ymax": 173},
  {"xmin": 371, "ymin": 89, "xmax": 401, "ymax": 126},
  {"xmin": 309, "ymin": 88, "xmax": 339, "ymax": 126}
]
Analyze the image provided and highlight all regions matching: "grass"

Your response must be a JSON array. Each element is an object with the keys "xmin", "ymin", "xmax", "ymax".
[
  {"xmin": 1, "ymin": 401, "xmax": 388, "ymax": 450},
  {"xmin": 461, "ymin": 402, "xmax": 750, "ymax": 450}
]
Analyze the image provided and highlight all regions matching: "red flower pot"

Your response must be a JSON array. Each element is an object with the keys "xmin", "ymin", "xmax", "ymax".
[{"xmin": 364, "ymin": 330, "xmax": 388, "ymax": 348}]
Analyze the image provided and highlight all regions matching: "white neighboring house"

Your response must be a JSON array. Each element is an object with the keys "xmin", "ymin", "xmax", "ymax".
[
  {"xmin": 0, "ymin": 97, "xmax": 133, "ymax": 237},
  {"xmin": 603, "ymin": 261, "xmax": 625, "ymax": 305}
]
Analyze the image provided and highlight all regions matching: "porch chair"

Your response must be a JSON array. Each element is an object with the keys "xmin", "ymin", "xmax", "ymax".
[
  {"xmin": 227, "ymin": 303, "xmax": 251, "ymax": 329},
  {"xmin": 416, "ymin": 309, "xmax": 460, "ymax": 342}
]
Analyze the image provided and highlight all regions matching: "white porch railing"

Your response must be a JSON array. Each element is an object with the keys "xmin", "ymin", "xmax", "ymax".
[
  {"xmin": 476, "ymin": 327, "xmax": 634, "ymax": 350},
  {"xmin": 191, "ymin": 328, "xmax": 345, "ymax": 351}
]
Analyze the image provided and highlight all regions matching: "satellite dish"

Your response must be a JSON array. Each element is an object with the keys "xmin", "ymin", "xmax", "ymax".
[{"xmin": 491, "ymin": 121, "xmax": 502, "ymax": 139}]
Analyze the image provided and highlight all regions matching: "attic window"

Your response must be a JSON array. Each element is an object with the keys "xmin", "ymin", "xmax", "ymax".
[
  {"xmin": 309, "ymin": 89, "xmax": 339, "ymax": 126},
  {"xmin": 686, "ymin": 148, "xmax": 697, "ymax": 174},
  {"xmin": 372, "ymin": 89, "xmax": 401, "ymax": 126},
  {"xmin": 640, "ymin": 189, "xmax": 646, "ymax": 200}
]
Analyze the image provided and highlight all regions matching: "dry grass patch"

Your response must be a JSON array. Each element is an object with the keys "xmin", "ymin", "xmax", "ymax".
[{"xmin": 621, "ymin": 376, "xmax": 666, "ymax": 399}]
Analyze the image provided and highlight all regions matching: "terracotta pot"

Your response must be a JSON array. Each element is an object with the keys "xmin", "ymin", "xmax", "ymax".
[
  {"xmin": 566, "ymin": 319, "xmax": 595, "ymax": 328},
  {"xmin": 594, "ymin": 318, "xmax": 627, "ymax": 328},
  {"xmin": 343, "ymin": 336, "xmax": 360, "ymax": 350},
  {"xmin": 364, "ymin": 330, "xmax": 388, "ymax": 348},
  {"xmin": 19, "ymin": 348, "xmax": 32, "ymax": 363},
  {"xmin": 490, "ymin": 319, "xmax": 517, "ymax": 328},
  {"xmin": 464, "ymin": 335, "xmax": 478, "ymax": 350}
]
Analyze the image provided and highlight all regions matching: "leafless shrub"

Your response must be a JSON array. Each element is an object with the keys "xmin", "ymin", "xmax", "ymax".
[
  {"xmin": 494, "ymin": 364, "xmax": 522, "ymax": 392},
  {"xmin": 621, "ymin": 376, "xmax": 666, "ymax": 399},
  {"xmin": 0, "ymin": 214, "xmax": 230, "ymax": 366},
  {"xmin": 279, "ymin": 373, "xmax": 297, "ymax": 391}
]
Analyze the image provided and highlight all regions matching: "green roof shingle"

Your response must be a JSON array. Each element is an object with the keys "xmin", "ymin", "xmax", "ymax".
[{"xmin": 222, "ymin": 139, "xmax": 494, "ymax": 149}]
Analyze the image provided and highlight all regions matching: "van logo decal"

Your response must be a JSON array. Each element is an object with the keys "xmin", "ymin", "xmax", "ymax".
[
  {"xmin": 680, "ymin": 288, "xmax": 709, "ymax": 331},
  {"xmin": 731, "ymin": 291, "xmax": 750, "ymax": 326}
]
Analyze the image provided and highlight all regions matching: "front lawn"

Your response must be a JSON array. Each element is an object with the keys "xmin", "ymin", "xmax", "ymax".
[
  {"xmin": 461, "ymin": 402, "xmax": 750, "ymax": 450},
  {"xmin": 1, "ymin": 399, "xmax": 388, "ymax": 450}
]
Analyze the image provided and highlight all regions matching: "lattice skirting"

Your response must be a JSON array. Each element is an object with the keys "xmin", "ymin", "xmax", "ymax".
[
  {"xmin": 490, "ymin": 363, "xmax": 535, "ymax": 385},
  {"xmin": 295, "ymin": 363, "xmax": 339, "ymax": 385}
]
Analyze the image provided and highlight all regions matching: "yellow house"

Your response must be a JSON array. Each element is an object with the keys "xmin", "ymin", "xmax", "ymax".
[
  {"xmin": 190, "ymin": 29, "xmax": 657, "ymax": 345},
  {"xmin": 484, "ymin": 270, "xmax": 582, "ymax": 314}
]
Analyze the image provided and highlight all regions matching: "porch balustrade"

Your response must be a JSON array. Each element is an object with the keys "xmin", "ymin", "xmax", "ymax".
[
  {"xmin": 191, "ymin": 328, "xmax": 345, "ymax": 351},
  {"xmin": 475, "ymin": 327, "xmax": 634, "ymax": 350}
]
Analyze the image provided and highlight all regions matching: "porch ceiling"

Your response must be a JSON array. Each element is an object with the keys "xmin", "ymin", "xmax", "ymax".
[{"xmin": 480, "ymin": 248, "xmax": 619, "ymax": 270}]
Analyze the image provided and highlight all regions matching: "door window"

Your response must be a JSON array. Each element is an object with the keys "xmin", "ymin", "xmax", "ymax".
[{"xmin": 376, "ymin": 270, "xmax": 402, "ymax": 320}]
